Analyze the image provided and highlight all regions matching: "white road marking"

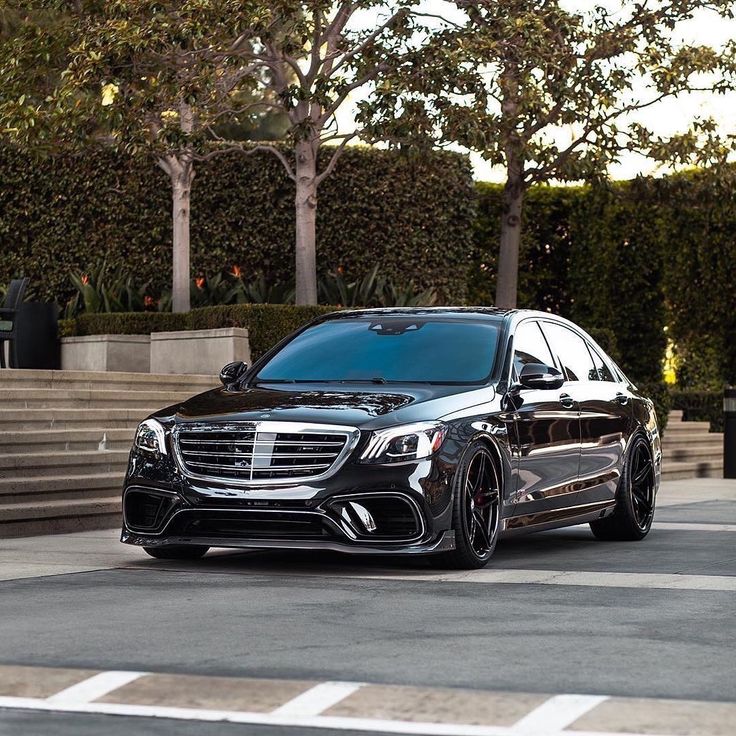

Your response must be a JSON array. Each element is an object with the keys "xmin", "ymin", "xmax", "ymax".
[
  {"xmin": 44, "ymin": 671, "xmax": 146, "ymax": 706},
  {"xmin": 272, "ymin": 681, "xmax": 364, "ymax": 717},
  {"xmin": 653, "ymin": 522, "xmax": 736, "ymax": 532},
  {"xmin": 0, "ymin": 693, "xmax": 695, "ymax": 736},
  {"xmin": 354, "ymin": 569, "xmax": 736, "ymax": 591},
  {"xmin": 512, "ymin": 694, "xmax": 608, "ymax": 734}
]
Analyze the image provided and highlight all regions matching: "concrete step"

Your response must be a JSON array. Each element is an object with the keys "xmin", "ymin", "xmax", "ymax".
[
  {"xmin": 0, "ymin": 472, "xmax": 123, "ymax": 503},
  {"xmin": 662, "ymin": 432, "xmax": 723, "ymax": 449},
  {"xmin": 662, "ymin": 432, "xmax": 723, "ymax": 448},
  {"xmin": 661, "ymin": 459, "xmax": 723, "ymax": 481},
  {"xmin": 664, "ymin": 446, "xmax": 723, "ymax": 463},
  {"xmin": 0, "ymin": 388, "xmax": 197, "ymax": 410},
  {"xmin": 0, "ymin": 408, "xmax": 150, "ymax": 431},
  {"xmin": 0, "ymin": 450, "xmax": 129, "ymax": 479},
  {"xmin": 0, "ymin": 428, "xmax": 135, "ymax": 454},
  {"xmin": 0, "ymin": 369, "xmax": 216, "ymax": 392},
  {"xmin": 664, "ymin": 420, "xmax": 712, "ymax": 433},
  {"xmin": 0, "ymin": 496, "xmax": 121, "ymax": 537}
]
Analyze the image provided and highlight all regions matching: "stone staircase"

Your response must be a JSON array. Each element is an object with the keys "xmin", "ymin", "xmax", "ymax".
[
  {"xmin": 662, "ymin": 409, "xmax": 724, "ymax": 480},
  {"xmin": 0, "ymin": 370, "xmax": 216, "ymax": 538}
]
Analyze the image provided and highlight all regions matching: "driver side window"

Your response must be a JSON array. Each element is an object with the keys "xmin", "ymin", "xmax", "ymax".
[{"xmin": 513, "ymin": 321, "xmax": 556, "ymax": 381}]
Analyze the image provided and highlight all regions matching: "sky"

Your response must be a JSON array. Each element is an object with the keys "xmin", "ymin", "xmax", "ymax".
[{"xmin": 336, "ymin": 0, "xmax": 736, "ymax": 183}]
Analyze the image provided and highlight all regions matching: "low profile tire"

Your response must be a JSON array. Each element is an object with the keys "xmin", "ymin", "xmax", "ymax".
[
  {"xmin": 590, "ymin": 434, "xmax": 656, "ymax": 541},
  {"xmin": 143, "ymin": 545, "xmax": 209, "ymax": 560},
  {"xmin": 431, "ymin": 440, "xmax": 502, "ymax": 569}
]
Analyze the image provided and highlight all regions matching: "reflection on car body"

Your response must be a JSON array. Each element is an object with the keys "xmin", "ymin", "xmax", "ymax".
[{"xmin": 122, "ymin": 308, "xmax": 660, "ymax": 569}]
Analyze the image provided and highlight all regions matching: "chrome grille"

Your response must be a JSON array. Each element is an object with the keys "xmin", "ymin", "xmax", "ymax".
[{"xmin": 175, "ymin": 422, "xmax": 356, "ymax": 483}]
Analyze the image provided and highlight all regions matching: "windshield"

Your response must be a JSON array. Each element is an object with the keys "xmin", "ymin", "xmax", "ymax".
[{"xmin": 255, "ymin": 317, "xmax": 501, "ymax": 384}]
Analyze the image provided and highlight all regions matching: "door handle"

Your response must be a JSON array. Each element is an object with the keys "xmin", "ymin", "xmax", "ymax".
[
  {"xmin": 559, "ymin": 393, "xmax": 575, "ymax": 409},
  {"xmin": 615, "ymin": 392, "xmax": 629, "ymax": 405}
]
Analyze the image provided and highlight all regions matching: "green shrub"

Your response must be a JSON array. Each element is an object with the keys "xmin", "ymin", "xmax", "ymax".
[
  {"xmin": 0, "ymin": 143, "xmax": 476, "ymax": 305},
  {"xmin": 75, "ymin": 312, "xmax": 189, "ymax": 336},
  {"xmin": 671, "ymin": 390, "xmax": 724, "ymax": 433}
]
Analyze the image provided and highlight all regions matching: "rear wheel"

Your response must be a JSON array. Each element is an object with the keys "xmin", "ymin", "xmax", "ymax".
[
  {"xmin": 143, "ymin": 545, "xmax": 209, "ymax": 560},
  {"xmin": 431, "ymin": 441, "xmax": 501, "ymax": 569},
  {"xmin": 590, "ymin": 434, "xmax": 655, "ymax": 541}
]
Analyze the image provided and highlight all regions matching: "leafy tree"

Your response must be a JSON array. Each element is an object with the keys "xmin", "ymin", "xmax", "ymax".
[
  {"xmin": 0, "ymin": 1, "xmax": 282, "ymax": 312},
  {"xmin": 223, "ymin": 1, "xmax": 419, "ymax": 304},
  {"xmin": 368, "ymin": 0, "xmax": 736, "ymax": 307}
]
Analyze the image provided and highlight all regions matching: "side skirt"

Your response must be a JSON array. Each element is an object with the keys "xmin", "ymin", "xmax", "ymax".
[{"xmin": 500, "ymin": 500, "xmax": 616, "ymax": 538}]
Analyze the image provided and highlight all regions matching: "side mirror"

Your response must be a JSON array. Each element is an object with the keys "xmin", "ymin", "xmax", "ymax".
[
  {"xmin": 219, "ymin": 361, "xmax": 248, "ymax": 389},
  {"xmin": 518, "ymin": 363, "xmax": 564, "ymax": 391}
]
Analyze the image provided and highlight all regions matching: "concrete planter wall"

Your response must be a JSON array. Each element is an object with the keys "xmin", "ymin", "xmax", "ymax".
[
  {"xmin": 61, "ymin": 334, "xmax": 150, "ymax": 373},
  {"xmin": 150, "ymin": 328, "xmax": 250, "ymax": 375}
]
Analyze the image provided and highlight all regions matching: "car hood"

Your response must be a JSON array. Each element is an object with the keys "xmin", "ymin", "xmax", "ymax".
[{"xmin": 158, "ymin": 383, "xmax": 494, "ymax": 430}]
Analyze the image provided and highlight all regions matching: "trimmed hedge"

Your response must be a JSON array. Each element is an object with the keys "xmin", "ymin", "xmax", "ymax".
[
  {"xmin": 472, "ymin": 173, "xmax": 736, "ymax": 390},
  {"xmin": 0, "ymin": 143, "xmax": 476, "ymax": 305},
  {"xmin": 65, "ymin": 304, "xmax": 339, "ymax": 360},
  {"xmin": 473, "ymin": 182, "xmax": 667, "ymax": 386}
]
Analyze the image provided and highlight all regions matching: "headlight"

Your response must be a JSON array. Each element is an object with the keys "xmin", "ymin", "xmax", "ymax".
[
  {"xmin": 359, "ymin": 421, "xmax": 447, "ymax": 464},
  {"xmin": 134, "ymin": 418, "xmax": 167, "ymax": 455}
]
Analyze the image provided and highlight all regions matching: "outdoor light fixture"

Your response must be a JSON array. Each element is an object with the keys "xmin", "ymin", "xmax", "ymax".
[
  {"xmin": 134, "ymin": 418, "xmax": 168, "ymax": 455},
  {"xmin": 359, "ymin": 421, "xmax": 447, "ymax": 464}
]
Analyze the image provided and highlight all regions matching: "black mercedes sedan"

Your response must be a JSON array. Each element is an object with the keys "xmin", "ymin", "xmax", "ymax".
[{"xmin": 121, "ymin": 308, "xmax": 661, "ymax": 569}]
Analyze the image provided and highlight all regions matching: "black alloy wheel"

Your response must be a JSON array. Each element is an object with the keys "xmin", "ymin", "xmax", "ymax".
[
  {"xmin": 433, "ymin": 441, "xmax": 501, "ymax": 569},
  {"xmin": 590, "ymin": 434, "xmax": 656, "ymax": 541}
]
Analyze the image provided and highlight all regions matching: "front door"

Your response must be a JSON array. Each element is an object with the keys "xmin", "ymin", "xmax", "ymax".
[{"xmin": 508, "ymin": 320, "xmax": 582, "ymax": 520}]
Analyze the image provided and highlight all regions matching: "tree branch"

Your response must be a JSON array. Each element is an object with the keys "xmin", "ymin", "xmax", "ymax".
[{"xmin": 316, "ymin": 133, "xmax": 357, "ymax": 185}]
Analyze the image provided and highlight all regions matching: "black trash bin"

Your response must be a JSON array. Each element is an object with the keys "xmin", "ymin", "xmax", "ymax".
[
  {"xmin": 11, "ymin": 302, "xmax": 60, "ymax": 369},
  {"xmin": 725, "ymin": 387, "xmax": 736, "ymax": 479}
]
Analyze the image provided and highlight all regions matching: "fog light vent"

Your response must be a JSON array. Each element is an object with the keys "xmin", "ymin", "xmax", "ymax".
[
  {"xmin": 330, "ymin": 494, "xmax": 422, "ymax": 541},
  {"xmin": 124, "ymin": 489, "xmax": 177, "ymax": 532}
]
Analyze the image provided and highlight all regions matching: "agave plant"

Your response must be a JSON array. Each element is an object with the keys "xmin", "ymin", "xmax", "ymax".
[
  {"xmin": 318, "ymin": 265, "xmax": 384, "ymax": 307},
  {"xmin": 65, "ymin": 260, "xmax": 150, "ymax": 317},
  {"xmin": 240, "ymin": 271, "xmax": 295, "ymax": 304},
  {"xmin": 318, "ymin": 265, "xmax": 437, "ymax": 308},
  {"xmin": 377, "ymin": 282, "xmax": 437, "ymax": 307}
]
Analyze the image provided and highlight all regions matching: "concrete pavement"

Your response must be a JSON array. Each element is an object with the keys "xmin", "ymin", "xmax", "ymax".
[{"xmin": 0, "ymin": 478, "xmax": 734, "ymax": 736}]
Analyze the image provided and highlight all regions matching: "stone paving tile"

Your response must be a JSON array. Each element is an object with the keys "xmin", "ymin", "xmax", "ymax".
[
  {"xmin": 0, "ymin": 665, "xmax": 97, "ymax": 698},
  {"xmin": 94, "ymin": 672, "xmax": 317, "ymax": 712},
  {"xmin": 324, "ymin": 684, "xmax": 548, "ymax": 726},
  {"xmin": 571, "ymin": 697, "xmax": 736, "ymax": 736}
]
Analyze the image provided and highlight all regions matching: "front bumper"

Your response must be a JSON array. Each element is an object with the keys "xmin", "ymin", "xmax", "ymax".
[
  {"xmin": 121, "ymin": 525, "xmax": 456, "ymax": 555},
  {"xmin": 120, "ymin": 439, "xmax": 458, "ymax": 555}
]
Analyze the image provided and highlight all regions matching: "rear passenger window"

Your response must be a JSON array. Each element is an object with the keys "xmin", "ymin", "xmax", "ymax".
[
  {"xmin": 541, "ymin": 322, "xmax": 598, "ymax": 382},
  {"xmin": 513, "ymin": 321, "xmax": 555, "ymax": 379},
  {"xmin": 589, "ymin": 345, "xmax": 616, "ymax": 382}
]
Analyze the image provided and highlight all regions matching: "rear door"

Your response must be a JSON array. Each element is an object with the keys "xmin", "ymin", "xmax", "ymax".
[{"xmin": 540, "ymin": 321, "xmax": 630, "ymax": 507}]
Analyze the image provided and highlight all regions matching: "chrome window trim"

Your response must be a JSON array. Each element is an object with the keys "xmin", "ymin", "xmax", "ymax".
[{"xmin": 171, "ymin": 420, "xmax": 361, "ymax": 487}]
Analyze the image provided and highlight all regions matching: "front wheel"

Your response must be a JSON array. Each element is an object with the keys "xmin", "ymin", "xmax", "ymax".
[
  {"xmin": 590, "ymin": 434, "xmax": 656, "ymax": 541},
  {"xmin": 143, "ymin": 545, "xmax": 209, "ymax": 560},
  {"xmin": 431, "ymin": 441, "xmax": 502, "ymax": 569}
]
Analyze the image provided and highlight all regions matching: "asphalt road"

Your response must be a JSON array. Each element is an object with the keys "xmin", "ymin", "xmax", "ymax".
[{"xmin": 1, "ymin": 478, "xmax": 734, "ymax": 736}]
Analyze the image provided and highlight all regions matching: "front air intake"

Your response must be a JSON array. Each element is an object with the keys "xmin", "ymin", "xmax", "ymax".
[{"xmin": 328, "ymin": 494, "xmax": 424, "ymax": 542}]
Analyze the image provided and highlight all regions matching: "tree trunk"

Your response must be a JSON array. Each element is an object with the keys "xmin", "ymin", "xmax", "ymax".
[
  {"xmin": 167, "ymin": 157, "xmax": 195, "ymax": 313},
  {"xmin": 495, "ymin": 177, "xmax": 524, "ymax": 309},
  {"xmin": 294, "ymin": 139, "xmax": 319, "ymax": 305}
]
